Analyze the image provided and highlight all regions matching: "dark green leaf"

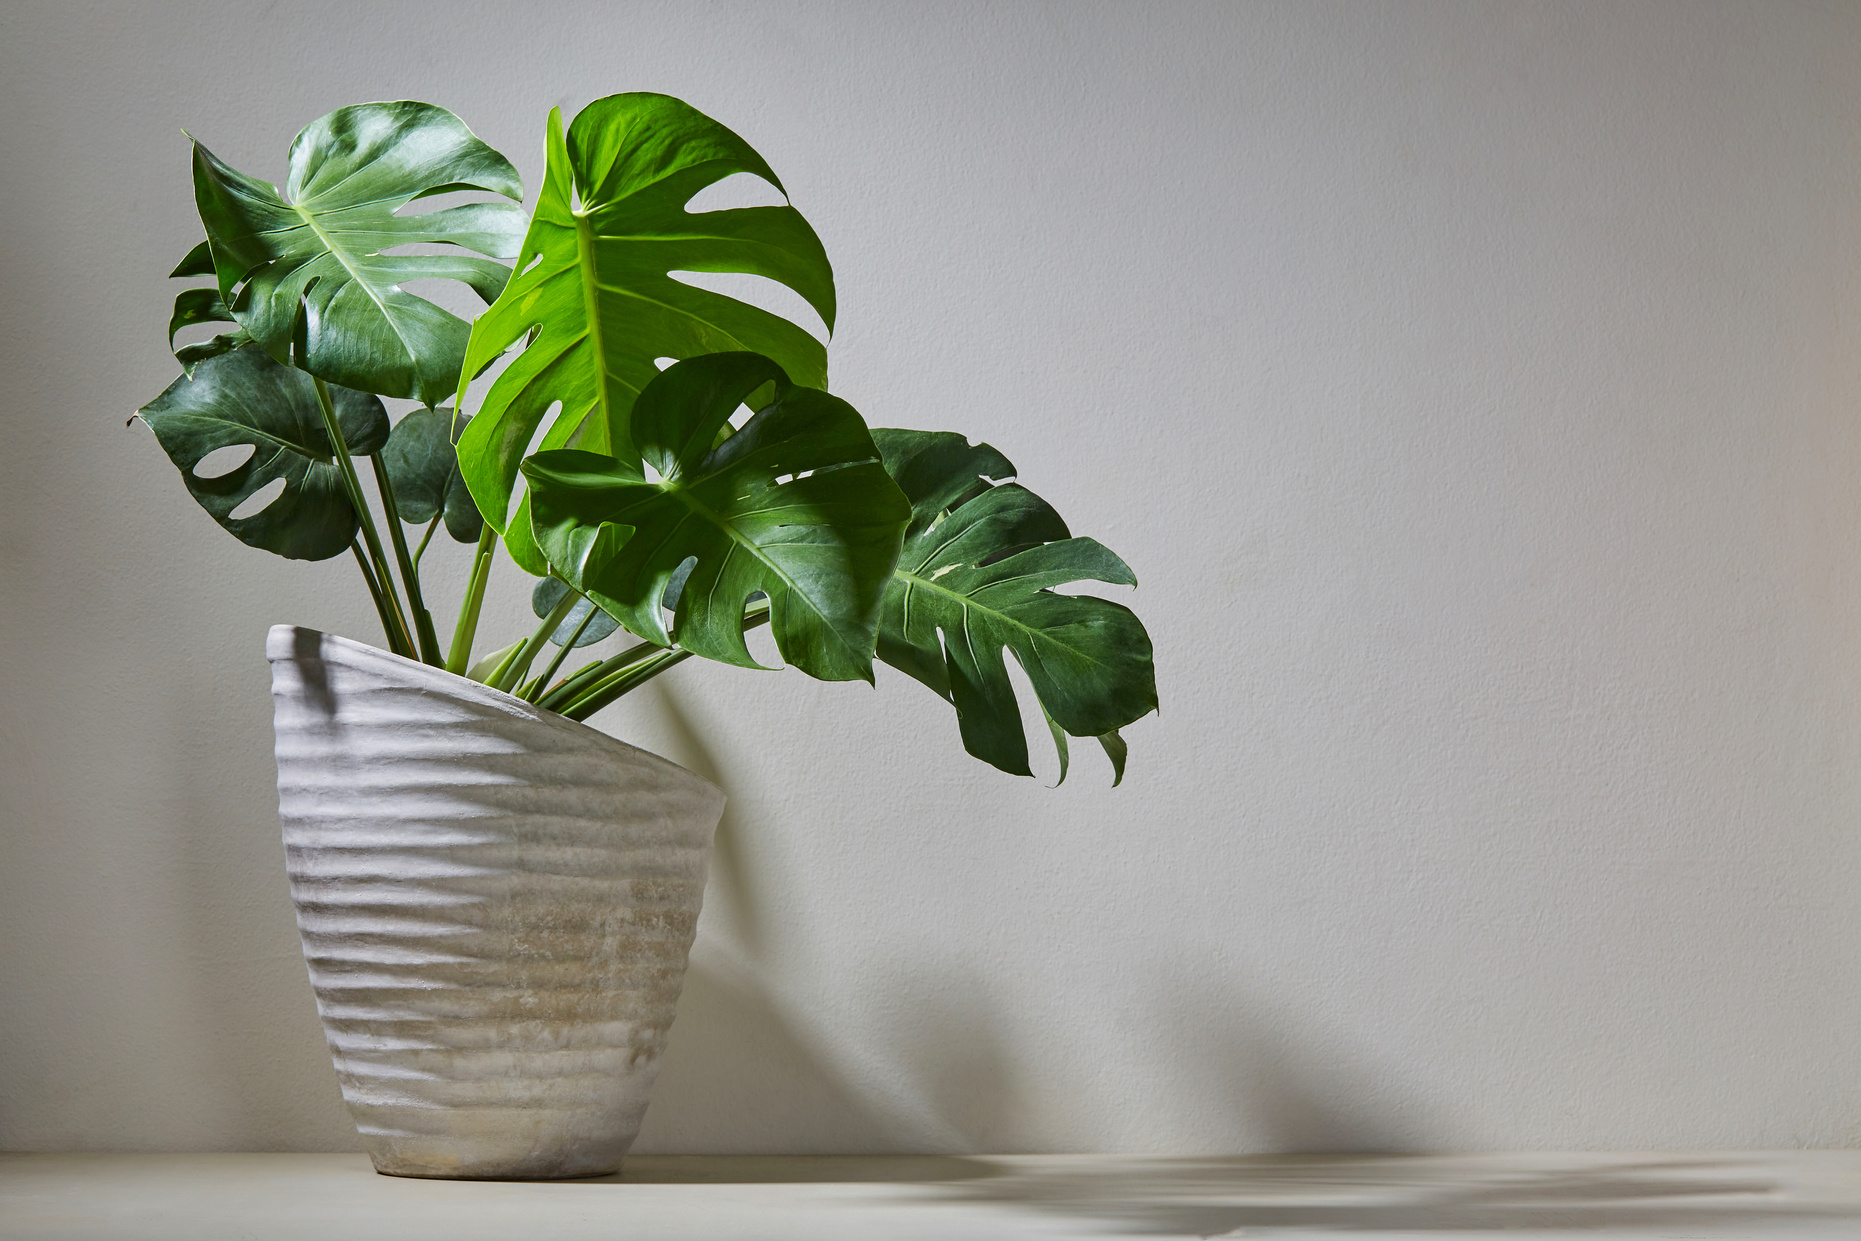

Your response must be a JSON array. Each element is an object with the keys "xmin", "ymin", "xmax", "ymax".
[
  {"xmin": 523, "ymin": 353, "xmax": 907, "ymax": 682},
  {"xmin": 167, "ymin": 243, "xmax": 250, "ymax": 376},
  {"xmin": 871, "ymin": 429, "xmax": 1157, "ymax": 780},
  {"xmin": 379, "ymin": 407, "xmax": 483, "ymax": 543},
  {"xmin": 457, "ymin": 93, "xmax": 836, "ymax": 560},
  {"xmin": 191, "ymin": 101, "xmax": 525, "ymax": 406},
  {"xmin": 170, "ymin": 240, "xmax": 215, "ymax": 278},
  {"xmin": 168, "ymin": 287, "xmax": 250, "ymax": 376},
  {"xmin": 136, "ymin": 345, "xmax": 388, "ymax": 561},
  {"xmin": 531, "ymin": 576, "xmax": 619, "ymax": 647}
]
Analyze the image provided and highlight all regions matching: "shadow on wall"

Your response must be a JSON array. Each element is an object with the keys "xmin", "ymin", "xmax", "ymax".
[
  {"xmin": 637, "ymin": 684, "xmax": 1034, "ymax": 1155},
  {"xmin": 636, "ymin": 683, "xmax": 1431, "ymax": 1160}
]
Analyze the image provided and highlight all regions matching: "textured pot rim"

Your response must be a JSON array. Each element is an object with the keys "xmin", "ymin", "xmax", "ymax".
[{"xmin": 266, "ymin": 622, "xmax": 722, "ymax": 802}]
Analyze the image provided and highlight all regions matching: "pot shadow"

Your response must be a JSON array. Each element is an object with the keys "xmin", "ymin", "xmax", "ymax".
[
  {"xmin": 631, "ymin": 683, "xmax": 898, "ymax": 1153},
  {"xmin": 634, "ymin": 950, "xmax": 898, "ymax": 1154},
  {"xmin": 644, "ymin": 683, "xmax": 767, "ymax": 954}
]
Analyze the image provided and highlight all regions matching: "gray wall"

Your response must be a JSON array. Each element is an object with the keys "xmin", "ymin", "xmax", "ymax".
[{"xmin": 4, "ymin": 0, "xmax": 1859, "ymax": 1153}]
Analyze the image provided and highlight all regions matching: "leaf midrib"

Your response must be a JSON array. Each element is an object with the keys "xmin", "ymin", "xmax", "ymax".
[
  {"xmin": 574, "ymin": 211, "xmax": 615, "ymax": 446},
  {"xmin": 663, "ymin": 481, "xmax": 861, "ymax": 653},
  {"xmin": 892, "ymin": 567, "xmax": 1114, "ymax": 671},
  {"xmin": 291, "ymin": 200, "xmax": 419, "ymax": 362}
]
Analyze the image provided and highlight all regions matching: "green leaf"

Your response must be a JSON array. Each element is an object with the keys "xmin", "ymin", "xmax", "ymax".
[
  {"xmin": 191, "ymin": 101, "xmax": 525, "ymax": 406},
  {"xmin": 170, "ymin": 240, "xmax": 216, "ymax": 278},
  {"xmin": 379, "ymin": 407, "xmax": 483, "ymax": 543},
  {"xmin": 871, "ymin": 429, "xmax": 1158, "ymax": 780},
  {"xmin": 1097, "ymin": 728, "xmax": 1129, "ymax": 787},
  {"xmin": 532, "ymin": 576, "xmax": 619, "ymax": 647},
  {"xmin": 457, "ymin": 93, "xmax": 836, "ymax": 560},
  {"xmin": 136, "ymin": 345, "xmax": 389, "ymax": 561},
  {"xmin": 167, "ymin": 243, "xmax": 250, "ymax": 376},
  {"xmin": 523, "ymin": 352, "xmax": 907, "ymax": 682}
]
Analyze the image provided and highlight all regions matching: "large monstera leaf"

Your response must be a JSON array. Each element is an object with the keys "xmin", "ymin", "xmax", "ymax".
[
  {"xmin": 457, "ymin": 92, "xmax": 836, "ymax": 566},
  {"xmin": 872, "ymin": 430, "xmax": 1157, "ymax": 783},
  {"xmin": 523, "ymin": 353, "xmax": 906, "ymax": 682},
  {"xmin": 191, "ymin": 101, "xmax": 525, "ymax": 407},
  {"xmin": 136, "ymin": 345, "xmax": 389, "ymax": 561}
]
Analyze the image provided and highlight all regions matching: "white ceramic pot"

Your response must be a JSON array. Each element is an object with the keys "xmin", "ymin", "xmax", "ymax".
[{"xmin": 266, "ymin": 625, "xmax": 725, "ymax": 1180}]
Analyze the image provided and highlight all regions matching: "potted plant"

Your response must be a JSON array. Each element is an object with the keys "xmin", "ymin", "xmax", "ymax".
[{"xmin": 136, "ymin": 92, "xmax": 1157, "ymax": 1179}]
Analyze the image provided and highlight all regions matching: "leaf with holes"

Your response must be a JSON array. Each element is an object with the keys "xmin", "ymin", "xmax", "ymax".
[
  {"xmin": 457, "ymin": 93, "xmax": 836, "ymax": 565},
  {"xmin": 871, "ymin": 429, "xmax": 1157, "ymax": 782},
  {"xmin": 136, "ymin": 345, "xmax": 388, "ymax": 560},
  {"xmin": 167, "ymin": 240, "xmax": 250, "ymax": 376},
  {"xmin": 523, "ymin": 353, "xmax": 906, "ymax": 682},
  {"xmin": 380, "ymin": 406, "xmax": 483, "ymax": 543},
  {"xmin": 192, "ymin": 100, "xmax": 525, "ymax": 406}
]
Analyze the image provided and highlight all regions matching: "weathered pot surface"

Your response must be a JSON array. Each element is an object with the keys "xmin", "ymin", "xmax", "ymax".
[{"xmin": 267, "ymin": 625, "xmax": 725, "ymax": 1180}]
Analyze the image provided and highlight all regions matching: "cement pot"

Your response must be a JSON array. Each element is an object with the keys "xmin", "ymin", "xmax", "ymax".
[{"xmin": 266, "ymin": 625, "xmax": 725, "ymax": 1180}]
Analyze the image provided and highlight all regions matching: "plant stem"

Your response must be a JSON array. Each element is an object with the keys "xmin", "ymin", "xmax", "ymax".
[
  {"xmin": 350, "ymin": 540, "xmax": 400, "ymax": 649},
  {"xmin": 412, "ymin": 514, "xmax": 442, "ymax": 568},
  {"xmin": 525, "ymin": 605, "xmax": 597, "ymax": 702},
  {"xmin": 557, "ymin": 646, "xmax": 694, "ymax": 721},
  {"xmin": 489, "ymin": 591, "xmax": 580, "ymax": 694},
  {"xmin": 314, "ymin": 376, "xmax": 414, "ymax": 657},
  {"xmin": 547, "ymin": 601, "xmax": 773, "ymax": 721},
  {"xmin": 370, "ymin": 455, "xmax": 444, "ymax": 665},
  {"xmin": 537, "ymin": 636, "xmax": 673, "ymax": 713},
  {"xmin": 446, "ymin": 526, "xmax": 498, "ymax": 675}
]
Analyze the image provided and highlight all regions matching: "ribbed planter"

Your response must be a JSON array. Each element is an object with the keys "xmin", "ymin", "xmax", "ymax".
[{"xmin": 266, "ymin": 625, "xmax": 726, "ymax": 1180}]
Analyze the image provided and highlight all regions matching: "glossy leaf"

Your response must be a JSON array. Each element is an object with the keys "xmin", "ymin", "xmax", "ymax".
[
  {"xmin": 871, "ymin": 429, "xmax": 1157, "ymax": 780},
  {"xmin": 191, "ymin": 101, "xmax": 525, "ymax": 406},
  {"xmin": 379, "ymin": 407, "xmax": 483, "ymax": 543},
  {"xmin": 136, "ymin": 345, "xmax": 389, "ymax": 561},
  {"xmin": 167, "ymin": 242, "xmax": 249, "ymax": 375},
  {"xmin": 523, "ymin": 353, "xmax": 907, "ymax": 682},
  {"xmin": 457, "ymin": 93, "xmax": 836, "ymax": 558},
  {"xmin": 532, "ymin": 576, "xmax": 619, "ymax": 648}
]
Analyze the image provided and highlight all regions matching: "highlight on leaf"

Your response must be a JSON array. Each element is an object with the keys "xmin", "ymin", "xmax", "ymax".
[
  {"xmin": 190, "ymin": 101, "xmax": 526, "ymax": 406},
  {"xmin": 455, "ymin": 93, "xmax": 837, "ymax": 567}
]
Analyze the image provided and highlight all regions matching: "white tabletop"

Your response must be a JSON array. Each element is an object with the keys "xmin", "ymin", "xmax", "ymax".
[{"xmin": 4, "ymin": 1151, "xmax": 1859, "ymax": 1239}]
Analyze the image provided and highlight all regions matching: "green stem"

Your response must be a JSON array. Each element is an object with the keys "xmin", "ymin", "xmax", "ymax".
[
  {"xmin": 548, "ymin": 601, "xmax": 773, "ymax": 721},
  {"xmin": 537, "ymin": 636, "xmax": 674, "ymax": 713},
  {"xmin": 412, "ymin": 514, "xmax": 442, "ymax": 568},
  {"xmin": 525, "ymin": 605, "xmax": 597, "ymax": 703},
  {"xmin": 314, "ymin": 376, "xmax": 414, "ymax": 657},
  {"xmin": 489, "ymin": 591, "xmax": 580, "ymax": 694},
  {"xmin": 371, "ymin": 455, "xmax": 443, "ymax": 665},
  {"xmin": 446, "ymin": 526, "xmax": 498, "ymax": 675},
  {"xmin": 349, "ymin": 540, "xmax": 400, "ymax": 650},
  {"xmin": 557, "ymin": 647, "xmax": 694, "ymax": 721}
]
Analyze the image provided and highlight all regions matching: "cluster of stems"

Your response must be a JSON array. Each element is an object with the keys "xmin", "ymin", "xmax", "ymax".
[{"xmin": 310, "ymin": 376, "xmax": 702, "ymax": 722}]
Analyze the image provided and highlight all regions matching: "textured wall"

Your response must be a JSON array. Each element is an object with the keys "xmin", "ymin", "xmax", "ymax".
[{"xmin": 3, "ymin": 0, "xmax": 1859, "ymax": 1153}]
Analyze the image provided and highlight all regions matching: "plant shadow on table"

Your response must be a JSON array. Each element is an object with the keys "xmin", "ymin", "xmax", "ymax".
[{"xmin": 909, "ymin": 1153, "xmax": 1844, "ymax": 1235}]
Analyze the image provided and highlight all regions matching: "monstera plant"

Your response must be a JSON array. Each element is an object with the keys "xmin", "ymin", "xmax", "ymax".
[{"xmin": 139, "ymin": 92, "xmax": 1155, "ymax": 780}]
